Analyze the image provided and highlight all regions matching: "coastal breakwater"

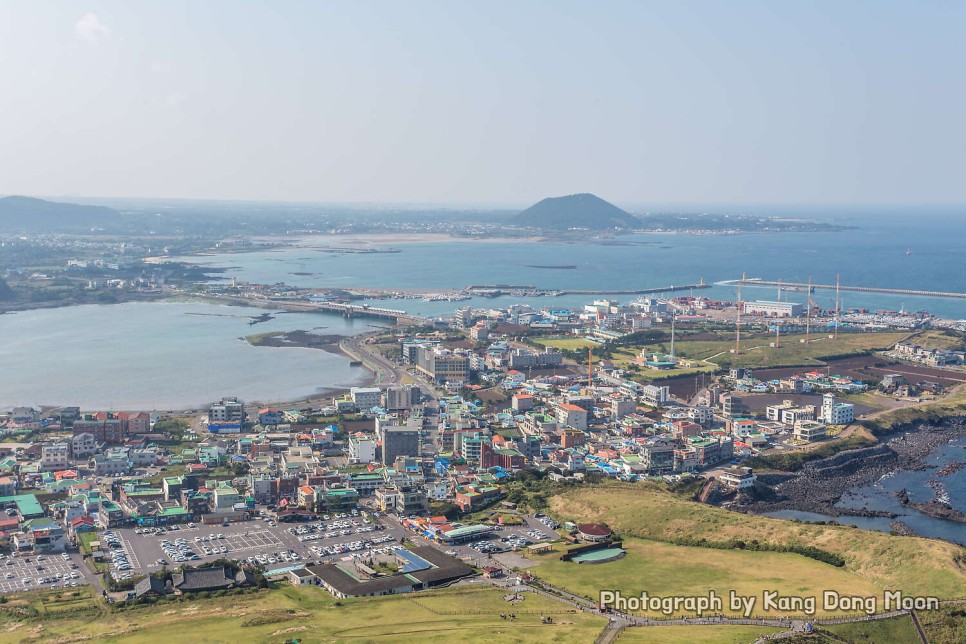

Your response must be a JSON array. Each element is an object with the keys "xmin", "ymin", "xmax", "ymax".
[
  {"xmin": 722, "ymin": 278, "xmax": 966, "ymax": 300},
  {"xmin": 465, "ymin": 282, "xmax": 710, "ymax": 296}
]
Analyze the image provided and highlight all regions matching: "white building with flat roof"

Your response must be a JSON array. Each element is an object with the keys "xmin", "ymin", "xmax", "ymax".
[
  {"xmin": 821, "ymin": 393, "xmax": 855, "ymax": 425},
  {"xmin": 350, "ymin": 387, "xmax": 383, "ymax": 411},
  {"xmin": 347, "ymin": 435, "xmax": 376, "ymax": 464},
  {"xmin": 743, "ymin": 301, "xmax": 804, "ymax": 318}
]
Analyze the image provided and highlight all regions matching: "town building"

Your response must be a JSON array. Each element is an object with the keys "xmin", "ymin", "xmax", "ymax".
[
  {"xmin": 794, "ymin": 420, "xmax": 827, "ymax": 442},
  {"xmin": 720, "ymin": 394, "xmax": 745, "ymax": 418},
  {"xmin": 719, "ymin": 466, "xmax": 756, "ymax": 489},
  {"xmin": 40, "ymin": 443, "xmax": 71, "ymax": 471},
  {"xmin": 347, "ymin": 435, "xmax": 377, "ymax": 464},
  {"xmin": 73, "ymin": 414, "xmax": 124, "ymax": 444},
  {"xmin": 766, "ymin": 401, "xmax": 817, "ymax": 426},
  {"xmin": 209, "ymin": 397, "xmax": 245, "ymax": 422},
  {"xmin": 555, "ymin": 403, "xmax": 588, "ymax": 431},
  {"xmin": 511, "ymin": 394, "xmax": 535, "ymax": 412},
  {"xmin": 639, "ymin": 384, "xmax": 670, "ymax": 407},
  {"xmin": 382, "ymin": 427, "xmax": 420, "ymax": 466},
  {"xmin": 308, "ymin": 547, "xmax": 472, "ymax": 598},
  {"xmin": 416, "ymin": 346, "xmax": 471, "ymax": 384},
  {"xmin": 350, "ymin": 387, "xmax": 383, "ymax": 411},
  {"xmin": 383, "ymin": 385, "xmax": 421, "ymax": 411},
  {"xmin": 743, "ymin": 301, "xmax": 804, "ymax": 317},
  {"xmin": 258, "ymin": 408, "xmax": 284, "ymax": 426},
  {"xmin": 820, "ymin": 393, "xmax": 855, "ymax": 425},
  {"xmin": 508, "ymin": 348, "xmax": 563, "ymax": 369}
]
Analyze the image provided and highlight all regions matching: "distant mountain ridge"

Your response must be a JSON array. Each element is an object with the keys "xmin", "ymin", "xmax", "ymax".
[
  {"xmin": 512, "ymin": 193, "xmax": 639, "ymax": 230},
  {"xmin": 0, "ymin": 195, "xmax": 121, "ymax": 231}
]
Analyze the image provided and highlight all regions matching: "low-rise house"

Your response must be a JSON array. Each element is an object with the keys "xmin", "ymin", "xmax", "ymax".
[
  {"xmin": 289, "ymin": 568, "xmax": 318, "ymax": 586},
  {"xmin": 794, "ymin": 420, "xmax": 827, "ymax": 443},
  {"xmin": 134, "ymin": 576, "xmax": 169, "ymax": 598},
  {"xmin": 719, "ymin": 466, "xmax": 756, "ymax": 489},
  {"xmin": 16, "ymin": 518, "xmax": 67, "ymax": 553},
  {"xmin": 308, "ymin": 547, "xmax": 472, "ymax": 598},
  {"xmin": 258, "ymin": 408, "xmax": 284, "ymax": 426},
  {"xmin": 171, "ymin": 566, "xmax": 255, "ymax": 594}
]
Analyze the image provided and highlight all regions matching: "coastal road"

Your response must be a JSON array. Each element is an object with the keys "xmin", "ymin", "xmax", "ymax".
[
  {"xmin": 340, "ymin": 333, "xmax": 439, "ymax": 401},
  {"xmin": 340, "ymin": 333, "xmax": 401, "ymax": 386}
]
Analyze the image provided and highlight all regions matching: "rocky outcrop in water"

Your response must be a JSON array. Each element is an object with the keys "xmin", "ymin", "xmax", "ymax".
[
  {"xmin": 896, "ymin": 486, "xmax": 966, "ymax": 524},
  {"xmin": 737, "ymin": 416, "xmax": 966, "ymax": 526}
]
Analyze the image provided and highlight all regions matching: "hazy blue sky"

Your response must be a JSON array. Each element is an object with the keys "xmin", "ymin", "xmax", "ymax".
[{"xmin": 1, "ymin": 2, "xmax": 963, "ymax": 206}]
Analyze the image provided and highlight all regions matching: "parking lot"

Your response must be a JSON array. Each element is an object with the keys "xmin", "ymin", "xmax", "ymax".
[
  {"xmin": 380, "ymin": 511, "xmax": 560, "ymax": 569},
  {"xmin": 0, "ymin": 552, "xmax": 89, "ymax": 593},
  {"xmin": 106, "ymin": 512, "xmax": 408, "ymax": 576}
]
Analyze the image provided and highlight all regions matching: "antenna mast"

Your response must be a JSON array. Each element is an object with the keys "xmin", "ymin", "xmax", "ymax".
[
  {"xmin": 834, "ymin": 274, "xmax": 841, "ymax": 340},
  {"xmin": 805, "ymin": 275, "xmax": 812, "ymax": 342},
  {"xmin": 736, "ymin": 273, "xmax": 744, "ymax": 355}
]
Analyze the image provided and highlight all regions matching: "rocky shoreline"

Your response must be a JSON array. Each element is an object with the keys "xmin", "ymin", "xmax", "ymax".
[
  {"xmin": 244, "ymin": 329, "xmax": 346, "ymax": 354},
  {"xmin": 897, "ymin": 487, "xmax": 966, "ymax": 523},
  {"xmin": 739, "ymin": 417, "xmax": 966, "ymax": 522}
]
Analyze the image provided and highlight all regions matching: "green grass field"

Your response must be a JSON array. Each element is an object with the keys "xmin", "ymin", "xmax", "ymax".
[
  {"xmin": 906, "ymin": 328, "xmax": 966, "ymax": 352},
  {"xmin": 0, "ymin": 584, "xmax": 607, "ymax": 643},
  {"xmin": 612, "ymin": 331, "xmax": 910, "ymax": 370},
  {"xmin": 533, "ymin": 538, "xmax": 883, "ymax": 618},
  {"xmin": 617, "ymin": 624, "xmax": 784, "ymax": 643},
  {"xmin": 545, "ymin": 485, "xmax": 966, "ymax": 599},
  {"xmin": 820, "ymin": 614, "xmax": 921, "ymax": 642},
  {"xmin": 535, "ymin": 337, "xmax": 599, "ymax": 351}
]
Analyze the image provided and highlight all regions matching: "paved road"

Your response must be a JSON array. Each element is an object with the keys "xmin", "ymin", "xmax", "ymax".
[
  {"xmin": 340, "ymin": 332, "xmax": 440, "ymax": 401},
  {"xmin": 341, "ymin": 333, "xmax": 401, "ymax": 386}
]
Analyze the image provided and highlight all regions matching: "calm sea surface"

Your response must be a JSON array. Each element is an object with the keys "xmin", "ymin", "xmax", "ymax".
[
  {"xmin": 172, "ymin": 213, "xmax": 966, "ymax": 319},
  {"xmin": 0, "ymin": 302, "xmax": 382, "ymax": 410}
]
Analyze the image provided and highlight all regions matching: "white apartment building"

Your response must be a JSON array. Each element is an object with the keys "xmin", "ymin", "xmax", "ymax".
[
  {"xmin": 41, "ymin": 443, "xmax": 71, "ymax": 471},
  {"xmin": 641, "ymin": 384, "xmax": 670, "ymax": 406},
  {"xmin": 347, "ymin": 436, "xmax": 377, "ymax": 464},
  {"xmin": 688, "ymin": 405, "xmax": 714, "ymax": 425},
  {"xmin": 350, "ymin": 387, "xmax": 383, "ymax": 411},
  {"xmin": 821, "ymin": 393, "xmax": 855, "ymax": 425}
]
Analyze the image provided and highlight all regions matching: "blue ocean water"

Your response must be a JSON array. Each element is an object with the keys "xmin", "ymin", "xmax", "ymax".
[
  {"xmin": 0, "ymin": 302, "xmax": 384, "ymax": 410},
  {"xmin": 767, "ymin": 434, "xmax": 966, "ymax": 546},
  {"xmin": 173, "ymin": 212, "xmax": 966, "ymax": 319}
]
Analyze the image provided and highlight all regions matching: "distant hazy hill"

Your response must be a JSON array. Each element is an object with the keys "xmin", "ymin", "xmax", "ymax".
[
  {"xmin": 0, "ymin": 196, "xmax": 121, "ymax": 231},
  {"xmin": 513, "ymin": 193, "xmax": 639, "ymax": 230}
]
